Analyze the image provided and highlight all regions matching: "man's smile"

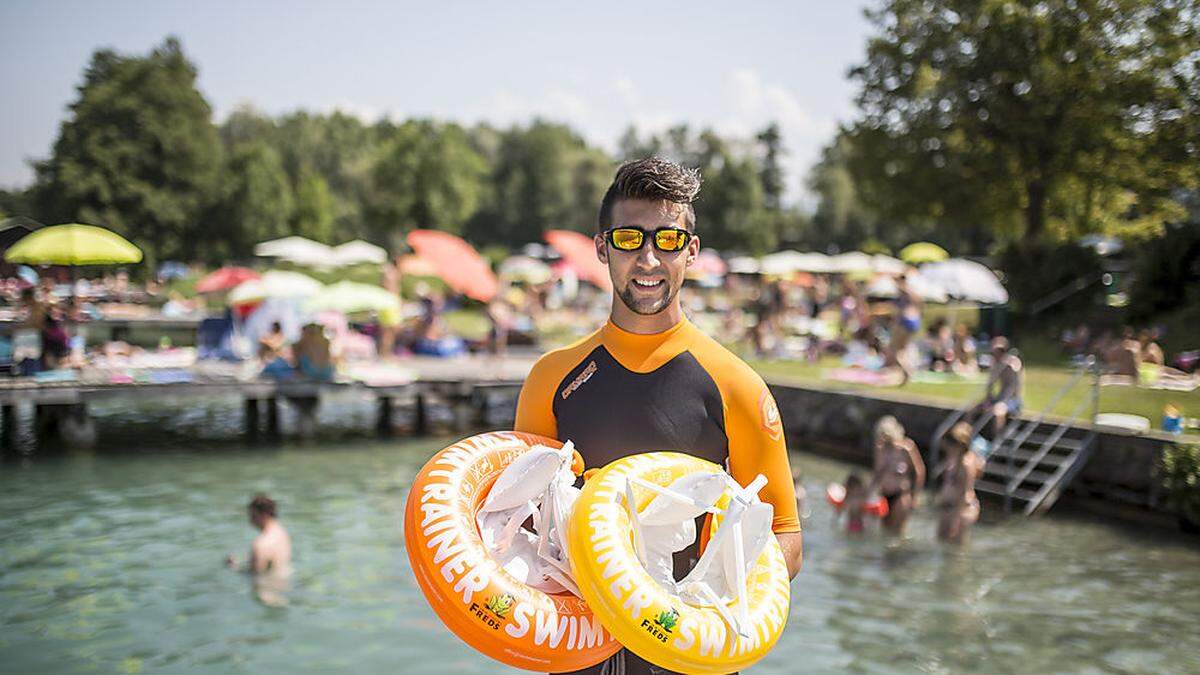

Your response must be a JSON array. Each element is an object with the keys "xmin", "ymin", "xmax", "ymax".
[{"xmin": 631, "ymin": 277, "xmax": 665, "ymax": 289}]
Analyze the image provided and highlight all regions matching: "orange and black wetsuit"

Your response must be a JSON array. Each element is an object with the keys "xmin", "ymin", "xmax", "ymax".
[{"xmin": 516, "ymin": 317, "xmax": 800, "ymax": 675}]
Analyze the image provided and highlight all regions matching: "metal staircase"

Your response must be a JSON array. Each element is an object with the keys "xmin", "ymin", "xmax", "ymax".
[{"xmin": 929, "ymin": 358, "xmax": 1100, "ymax": 516}]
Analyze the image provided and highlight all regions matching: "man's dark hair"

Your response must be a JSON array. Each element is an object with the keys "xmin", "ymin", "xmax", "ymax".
[
  {"xmin": 248, "ymin": 494, "xmax": 277, "ymax": 518},
  {"xmin": 598, "ymin": 157, "xmax": 702, "ymax": 232}
]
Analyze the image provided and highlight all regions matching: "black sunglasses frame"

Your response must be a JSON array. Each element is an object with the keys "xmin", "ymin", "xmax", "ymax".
[{"xmin": 602, "ymin": 227, "xmax": 693, "ymax": 253}]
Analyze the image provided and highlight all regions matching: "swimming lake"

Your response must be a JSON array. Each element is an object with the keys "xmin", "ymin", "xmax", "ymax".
[{"xmin": 2, "ymin": 394, "xmax": 1198, "ymax": 673}]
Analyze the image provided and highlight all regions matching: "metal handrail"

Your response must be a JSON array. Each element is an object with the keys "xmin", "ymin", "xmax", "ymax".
[
  {"xmin": 995, "ymin": 357, "xmax": 1094, "ymax": 482},
  {"xmin": 1002, "ymin": 358, "xmax": 1098, "ymax": 502},
  {"xmin": 1006, "ymin": 392, "xmax": 1093, "ymax": 493},
  {"xmin": 928, "ymin": 377, "xmax": 994, "ymax": 472}
]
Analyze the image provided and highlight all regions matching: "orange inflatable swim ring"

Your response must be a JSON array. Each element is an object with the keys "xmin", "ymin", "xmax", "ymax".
[
  {"xmin": 403, "ymin": 431, "xmax": 619, "ymax": 671},
  {"xmin": 825, "ymin": 483, "xmax": 889, "ymax": 517}
]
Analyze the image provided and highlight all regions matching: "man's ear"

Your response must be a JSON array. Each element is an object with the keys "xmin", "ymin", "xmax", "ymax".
[
  {"xmin": 685, "ymin": 233, "xmax": 700, "ymax": 266},
  {"xmin": 594, "ymin": 234, "xmax": 608, "ymax": 264}
]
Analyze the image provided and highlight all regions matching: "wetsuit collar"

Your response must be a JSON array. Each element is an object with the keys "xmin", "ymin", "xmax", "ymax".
[{"xmin": 600, "ymin": 317, "xmax": 696, "ymax": 373}]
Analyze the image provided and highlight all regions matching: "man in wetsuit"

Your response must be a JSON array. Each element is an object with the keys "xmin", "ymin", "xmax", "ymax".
[{"xmin": 516, "ymin": 158, "xmax": 803, "ymax": 675}]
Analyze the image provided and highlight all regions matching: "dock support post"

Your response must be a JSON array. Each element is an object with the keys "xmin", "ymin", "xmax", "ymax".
[
  {"xmin": 34, "ymin": 404, "xmax": 57, "ymax": 443},
  {"xmin": 289, "ymin": 397, "xmax": 319, "ymax": 440},
  {"xmin": 60, "ymin": 403, "xmax": 96, "ymax": 449},
  {"xmin": 453, "ymin": 396, "xmax": 472, "ymax": 433},
  {"xmin": 2, "ymin": 404, "xmax": 15, "ymax": 451},
  {"xmin": 266, "ymin": 398, "xmax": 280, "ymax": 440},
  {"xmin": 376, "ymin": 396, "xmax": 393, "ymax": 437},
  {"xmin": 414, "ymin": 392, "xmax": 428, "ymax": 436},
  {"xmin": 244, "ymin": 398, "xmax": 260, "ymax": 440}
]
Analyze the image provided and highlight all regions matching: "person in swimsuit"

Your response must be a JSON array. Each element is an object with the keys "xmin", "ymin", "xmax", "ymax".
[
  {"xmin": 868, "ymin": 415, "xmax": 925, "ymax": 536},
  {"xmin": 516, "ymin": 158, "xmax": 802, "ymax": 675},
  {"xmin": 937, "ymin": 423, "xmax": 984, "ymax": 543}
]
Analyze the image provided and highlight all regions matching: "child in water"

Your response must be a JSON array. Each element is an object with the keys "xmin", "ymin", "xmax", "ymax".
[{"xmin": 842, "ymin": 473, "xmax": 868, "ymax": 534}]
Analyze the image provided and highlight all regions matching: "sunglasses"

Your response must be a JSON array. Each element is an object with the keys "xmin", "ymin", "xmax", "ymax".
[{"xmin": 603, "ymin": 227, "xmax": 692, "ymax": 253}]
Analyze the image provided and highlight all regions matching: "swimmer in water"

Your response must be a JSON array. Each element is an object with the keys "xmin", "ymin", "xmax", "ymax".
[
  {"xmin": 842, "ymin": 473, "xmax": 868, "ymax": 534},
  {"xmin": 226, "ymin": 494, "xmax": 293, "ymax": 605},
  {"xmin": 226, "ymin": 494, "xmax": 292, "ymax": 573}
]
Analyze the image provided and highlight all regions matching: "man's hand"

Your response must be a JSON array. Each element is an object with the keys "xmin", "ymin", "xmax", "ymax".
[{"xmin": 775, "ymin": 531, "xmax": 803, "ymax": 580}]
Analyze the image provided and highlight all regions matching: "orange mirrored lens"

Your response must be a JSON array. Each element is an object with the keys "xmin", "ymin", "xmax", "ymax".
[
  {"xmin": 655, "ymin": 229, "xmax": 688, "ymax": 251},
  {"xmin": 610, "ymin": 229, "xmax": 644, "ymax": 250}
]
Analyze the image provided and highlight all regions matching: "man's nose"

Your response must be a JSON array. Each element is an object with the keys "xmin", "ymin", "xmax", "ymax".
[{"xmin": 634, "ymin": 245, "xmax": 661, "ymax": 269}]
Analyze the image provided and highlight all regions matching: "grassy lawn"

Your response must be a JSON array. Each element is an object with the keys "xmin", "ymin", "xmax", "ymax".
[{"xmin": 750, "ymin": 356, "xmax": 1199, "ymax": 433}]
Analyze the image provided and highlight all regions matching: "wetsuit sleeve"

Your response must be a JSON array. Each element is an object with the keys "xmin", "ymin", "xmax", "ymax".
[
  {"xmin": 515, "ymin": 357, "xmax": 560, "ymax": 439},
  {"xmin": 724, "ymin": 376, "xmax": 802, "ymax": 534}
]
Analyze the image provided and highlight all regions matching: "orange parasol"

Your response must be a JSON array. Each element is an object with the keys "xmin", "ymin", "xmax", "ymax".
[
  {"xmin": 405, "ymin": 230, "xmax": 499, "ymax": 302},
  {"xmin": 544, "ymin": 229, "xmax": 611, "ymax": 291}
]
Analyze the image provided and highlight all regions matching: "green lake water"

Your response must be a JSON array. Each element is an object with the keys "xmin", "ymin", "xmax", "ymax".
[{"xmin": 2, "ymin": 394, "xmax": 1199, "ymax": 673}]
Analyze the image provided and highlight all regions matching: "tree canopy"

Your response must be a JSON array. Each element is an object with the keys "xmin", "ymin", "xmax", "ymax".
[
  {"xmin": 30, "ymin": 37, "xmax": 222, "ymax": 265},
  {"xmin": 831, "ymin": 0, "xmax": 1198, "ymax": 251}
]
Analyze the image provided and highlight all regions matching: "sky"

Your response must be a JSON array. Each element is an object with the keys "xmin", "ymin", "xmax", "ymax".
[{"xmin": 0, "ymin": 1, "xmax": 874, "ymax": 206}]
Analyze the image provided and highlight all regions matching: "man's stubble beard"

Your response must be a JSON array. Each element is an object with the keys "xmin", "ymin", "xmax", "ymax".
[{"xmin": 616, "ymin": 280, "xmax": 679, "ymax": 316}]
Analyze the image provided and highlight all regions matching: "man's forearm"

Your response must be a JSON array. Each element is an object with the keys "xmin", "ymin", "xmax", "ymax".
[{"xmin": 775, "ymin": 531, "xmax": 803, "ymax": 580}]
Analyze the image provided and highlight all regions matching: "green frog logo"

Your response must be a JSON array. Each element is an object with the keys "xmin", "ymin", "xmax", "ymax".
[
  {"xmin": 654, "ymin": 608, "xmax": 679, "ymax": 633},
  {"xmin": 484, "ymin": 593, "xmax": 514, "ymax": 619}
]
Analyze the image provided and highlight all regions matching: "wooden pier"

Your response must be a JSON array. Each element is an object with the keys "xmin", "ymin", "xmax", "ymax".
[{"xmin": 0, "ymin": 355, "xmax": 537, "ymax": 450}]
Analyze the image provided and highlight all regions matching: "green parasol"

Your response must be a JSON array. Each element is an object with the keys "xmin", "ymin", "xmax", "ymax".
[{"xmin": 4, "ymin": 223, "xmax": 142, "ymax": 265}]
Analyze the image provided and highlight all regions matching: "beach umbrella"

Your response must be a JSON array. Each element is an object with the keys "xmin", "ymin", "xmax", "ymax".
[
  {"xmin": 870, "ymin": 254, "xmax": 909, "ymax": 275},
  {"xmin": 4, "ymin": 223, "xmax": 142, "ymax": 265},
  {"xmin": 397, "ymin": 254, "xmax": 440, "ymax": 277},
  {"xmin": 254, "ymin": 236, "xmax": 336, "ymax": 268},
  {"xmin": 1079, "ymin": 234, "xmax": 1123, "ymax": 257},
  {"xmin": 406, "ymin": 229, "xmax": 499, "ymax": 302},
  {"xmin": 727, "ymin": 256, "xmax": 760, "ymax": 274},
  {"xmin": 196, "ymin": 266, "xmax": 260, "ymax": 293},
  {"xmin": 917, "ymin": 259, "xmax": 1007, "ymax": 304},
  {"xmin": 498, "ymin": 255, "xmax": 553, "ymax": 284},
  {"xmin": 686, "ymin": 250, "xmax": 728, "ymax": 280},
  {"xmin": 0, "ymin": 216, "xmax": 43, "ymax": 254},
  {"xmin": 828, "ymin": 251, "xmax": 873, "ymax": 275},
  {"xmin": 760, "ymin": 250, "xmax": 834, "ymax": 275},
  {"xmin": 865, "ymin": 273, "xmax": 949, "ymax": 303},
  {"xmin": 228, "ymin": 270, "xmax": 323, "ymax": 305},
  {"xmin": 305, "ymin": 280, "xmax": 401, "ymax": 316},
  {"xmin": 544, "ymin": 229, "xmax": 611, "ymax": 291},
  {"xmin": 332, "ymin": 239, "xmax": 388, "ymax": 266},
  {"xmin": 15, "ymin": 265, "xmax": 38, "ymax": 286},
  {"xmin": 899, "ymin": 242, "xmax": 949, "ymax": 264}
]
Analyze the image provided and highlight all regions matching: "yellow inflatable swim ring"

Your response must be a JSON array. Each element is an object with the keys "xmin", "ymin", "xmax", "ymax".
[{"xmin": 567, "ymin": 452, "xmax": 791, "ymax": 674}]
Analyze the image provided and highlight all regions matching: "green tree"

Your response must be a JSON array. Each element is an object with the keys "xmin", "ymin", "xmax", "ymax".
[
  {"xmin": 846, "ymin": 0, "xmax": 1198, "ymax": 246},
  {"xmin": 808, "ymin": 132, "xmax": 880, "ymax": 250},
  {"xmin": 292, "ymin": 169, "xmax": 335, "ymax": 243},
  {"xmin": 30, "ymin": 37, "xmax": 221, "ymax": 265},
  {"xmin": 211, "ymin": 142, "xmax": 293, "ymax": 260},
  {"xmin": 756, "ymin": 123, "xmax": 786, "ymax": 211},
  {"xmin": 368, "ymin": 120, "xmax": 487, "ymax": 247},
  {"xmin": 470, "ymin": 121, "xmax": 612, "ymax": 244}
]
